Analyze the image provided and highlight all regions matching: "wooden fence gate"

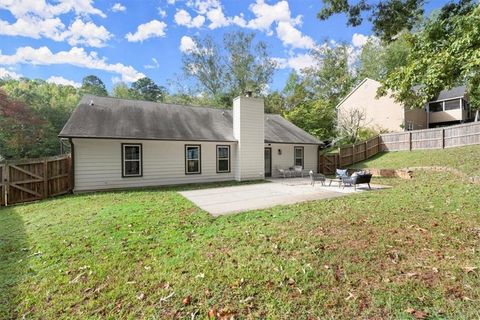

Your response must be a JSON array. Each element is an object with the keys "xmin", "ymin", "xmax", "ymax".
[
  {"xmin": 0, "ymin": 155, "xmax": 72, "ymax": 206},
  {"xmin": 318, "ymin": 153, "xmax": 339, "ymax": 175}
]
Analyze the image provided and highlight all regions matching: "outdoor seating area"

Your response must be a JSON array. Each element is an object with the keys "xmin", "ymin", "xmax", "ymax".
[{"xmin": 276, "ymin": 165, "xmax": 307, "ymax": 178}]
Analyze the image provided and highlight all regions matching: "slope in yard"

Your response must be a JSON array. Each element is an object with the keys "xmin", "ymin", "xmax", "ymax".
[
  {"xmin": 1, "ymin": 148, "xmax": 479, "ymax": 319},
  {"xmin": 354, "ymin": 144, "xmax": 480, "ymax": 174}
]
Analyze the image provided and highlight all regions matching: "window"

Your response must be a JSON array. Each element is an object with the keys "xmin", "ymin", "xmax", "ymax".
[
  {"xmin": 294, "ymin": 146, "xmax": 304, "ymax": 168},
  {"xmin": 406, "ymin": 122, "xmax": 415, "ymax": 131},
  {"xmin": 429, "ymin": 102, "xmax": 443, "ymax": 112},
  {"xmin": 216, "ymin": 145, "xmax": 230, "ymax": 173},
  {"xmin": 122, "ymin": 144, "xmax": 142, "ymax": 177},
  {"xmin": 444, "ymin": 99, "xmax": 461, "ymax": 111},
  {"xmin": 185, "ymin": 145, "xmax": 201, "ymax": 174}
]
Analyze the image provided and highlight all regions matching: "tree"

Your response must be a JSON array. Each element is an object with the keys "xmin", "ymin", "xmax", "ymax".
[
  {"xmin": 379, "ymin": 1, "xmax": 480, "ymax": 109},
  {"xmin": 336, "ymin": 108, "xmax": 369, "ymax": 144},
  {"xmin": 181, "ymin": 35, "xmax": 225, "ymax": 98},
  {"xmin": 264, "ymin": 91, "xmax": 286, "ymax": 114},
  {"xmin": 181, "ymin": 31, "xmax": 276, "ymax": 108},
  {"xmin": 80, "ymin": 75, "xmax": 108, "ymax": 96},
  {"xmin": 112, "ymin": 82, "xmax": 135, "ymax": 99},
  {"xmin": 0, "ymin": 90, "xmax": 48, "ymax": 159},
  {"xmin": 282, "ymin": 44, "xmax": 357, "ymax": 140},
  {"xmin": 130, "ymin": 77, "xmax": 167, "ymax": 102},
  {"xmin": 357, "ymin": 34, "xmax": 410, "ymax": 81},
  {"xmin": 317, "ymin": 0, "xmax": 425, "ymax": 42},
  {"xmin": 223, "ymin": 32, "xmax": 276, "ymax": 98}
]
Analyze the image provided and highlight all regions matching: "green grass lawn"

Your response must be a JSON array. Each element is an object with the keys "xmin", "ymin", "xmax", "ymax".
[
  {"xmin": 355, "ymin": 145, "xmax": 480, "ymax": 174},
  {"xmin": 1, "ymin": 147, "xmax": 480, "ymax": 319}
]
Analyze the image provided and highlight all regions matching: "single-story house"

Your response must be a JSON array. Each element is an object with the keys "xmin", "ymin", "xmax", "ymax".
[
  {"xmin": 59, "ymin": 95, "xmax": 323, "ymax": 192},
  {"xmin": 336, "ymin": 78, "xmax": 474, "ymax": 132}
]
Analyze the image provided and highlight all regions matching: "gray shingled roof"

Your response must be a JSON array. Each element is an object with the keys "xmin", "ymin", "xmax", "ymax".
[
  {"xmin": 432, "ymin": 85, "xmax": 466, "ymax": 101},
  {"xmin": 411, "ymin": 84, "xmax": 467, "ymax": 102},
  {"xmin": 59, "ymin": 95, "xmax": 322, "ymax": 145}
]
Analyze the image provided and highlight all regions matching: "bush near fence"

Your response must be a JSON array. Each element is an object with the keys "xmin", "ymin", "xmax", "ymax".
[{"xmin": 319, "ymin": 121, "xmax": 480, "ymax": 174}]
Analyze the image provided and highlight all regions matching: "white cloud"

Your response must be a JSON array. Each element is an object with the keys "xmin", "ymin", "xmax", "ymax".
[
  {"xmin": 144, "ymin": 58, "xmax": 160, "ymax": 69},
  {"xmin": 46, "ymin": 76, "xmax": 81, "ymax": 87},
  {"xmin": 0, "ymin": 46, "xmax": 145, "ymax": 82},
  {"xmin": 0, "ymin": 0, "xmax": 106, "ymax": 19},
  {"xmin": 246, "ymin": 0, "xmax": 300, "ymax": 33},
  {"xmin": 0, "ymin": 67, "xmax": 22, "ymax": 79},
  {"xmin": 174, "ymin": 9, "xmax": 205, "ymax": 28},
  {"xmin": 179, "ymin": 36, "xmax": 198, "ymax": 53},
  {"xmin": 352, "ymin": 33, "xmax": 370, "ymax": 47},
  {"xmin": 125, "ymin": 20, "xmax": 167, "ymax": 42},
  {"xmin": 0, "ymin": 1, "xmax": 111, "ymax": 47},
  {"xmin": 0, "ymin": 17, "xmax": 111, "ymax": 47},
  {"xmin": 191, "ymin": 0, "xmax": 221, "ymax": 14},
  {"xmin": 158, "ymin": 8, "xmax": 167, "ymax": 18},
  {"xmin": 206, "ymin": 7, "xmax": 230, "ymax": 29},
  {"xmin": 0, "ymin": 16, "xmax": 65, "ymax": 40},
  {"xmin": 273, "ymin": 53, "xmax": 316, "ymax": 72},
  {"xmin": 167, "ymin": 0, "xmax": 176, "ymax": 4},
  {"xmin": 111, "ymin": 3, "xmax": 126, "ymax": 12},
  {"xmin": 65, "ymin": 19, "xmax": 112, "ymax": 47},
  {"xmin": 276, "ymin": 21, "xmax": 315, "ymax": 49}
]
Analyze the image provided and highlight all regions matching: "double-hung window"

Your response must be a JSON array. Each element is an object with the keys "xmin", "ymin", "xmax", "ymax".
[
  {"xmin": 216, "ymin": 145, "xmax": 230, "ymax": 173},
  {"xmin": 294, "ymin": 146, "xmax": 304, "ymax": 168},
  {"xmin": 122, "ymin": 144, "xmax": 142, "ymax": 177},
  {"xmin": 185, "ymin": 145, "xmax": 201, "ymax": 174}
]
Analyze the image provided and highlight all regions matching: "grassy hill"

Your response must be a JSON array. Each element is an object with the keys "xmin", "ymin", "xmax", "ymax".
[
  {"xmin": 1, "ymin": 146, "xmax": 479, "ymax": 319},
  {"xmin": 355, "ymin": 145, "xmax": 480, "ymax": 174}
]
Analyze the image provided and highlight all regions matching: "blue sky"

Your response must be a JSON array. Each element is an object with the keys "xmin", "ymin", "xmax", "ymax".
[{"xmin": 0, "ymin": 0, "xmax": 450, "ymax": 92}]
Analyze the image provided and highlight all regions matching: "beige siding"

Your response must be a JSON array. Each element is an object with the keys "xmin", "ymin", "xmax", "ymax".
[
  {"xmin": 233, "ymin": 96, "xmax": 265, "ymax": 181},
  {"xmin": 72, "ymin": 138, "xmax": 236, "ymax": 192},
  {"xmin": 405, "ymin": 109, "xmax": 428, "ymax": 130},
  {"xmin": 429, "ymin": 109, "xmax": 466, "ymax": 124},
  {"xmin": 267, "ymin": 143, "xmax": 318, "ymax": 178},
  {"xmin": 337, "ymin": 78, "xmax": 417, "ymax": 132}
]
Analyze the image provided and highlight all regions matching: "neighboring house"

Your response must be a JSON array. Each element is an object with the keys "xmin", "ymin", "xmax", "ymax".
[
  {"xmin": 336, "ymin": 78, "xmax": 473, "ymax": 132},
  {"xmin": 59, "ymin": 95, "xmax": 323, "ymax": 192}
]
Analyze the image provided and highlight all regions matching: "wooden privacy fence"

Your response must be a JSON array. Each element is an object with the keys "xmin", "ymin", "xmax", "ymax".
[
  {"xmin": 381, "ymin": 122, "xmax": 480, "ymax": 151},
  {"xmin": 0, "ymin": 155, "xmax": 72, "ymax": 206},
  {"xmin": 318, "ymin": 121, "xmax": 480, "ymax": 174}
]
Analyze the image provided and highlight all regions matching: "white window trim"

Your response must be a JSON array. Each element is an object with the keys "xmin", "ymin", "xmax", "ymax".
[
  {"xmin": 294, "ymin": 146, "xmax": 304, "ymax": 169},
  {"xmin": 122, "ymin": 144, "xmax": 142, "ymax": 177}
]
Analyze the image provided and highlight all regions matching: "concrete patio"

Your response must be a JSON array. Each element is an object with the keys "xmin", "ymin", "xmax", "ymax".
[{"xmin": 179, "ymin": 177, "xmax": 387, "ymax": 216}]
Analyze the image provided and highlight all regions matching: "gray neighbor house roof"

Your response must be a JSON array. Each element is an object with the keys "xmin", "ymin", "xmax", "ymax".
[
  {"xmin": 412, "ymin": 84, "xmax": 467, "ymax": 102},
  {"xmin": 59, "ymin": 95, "xmax": 322, "ymax": 145}
]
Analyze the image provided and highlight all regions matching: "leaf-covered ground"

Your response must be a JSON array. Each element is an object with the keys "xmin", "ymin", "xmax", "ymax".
[{"xmin": 1, "ymin": 147, "xmax": 479, "ymax": 319}]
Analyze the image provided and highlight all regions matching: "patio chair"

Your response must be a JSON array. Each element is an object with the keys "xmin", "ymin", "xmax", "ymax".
[
  {"xmin": 276, "ymin": 168, "xmax": 291, "ymax": 178},
  {"xmin": 309, "ymin": 170, "xmax": 326, "ymax": 186},
  {"xmin": 341, "ymin": 172, "xmax": 372, "ymax": 190},
  {"xmin": 335, "ymin": 169, "xmax": 349, "ymax": 180},
  {"xmin": 293, "ymin": 165, "xmax": 305, "ymax": 178}
]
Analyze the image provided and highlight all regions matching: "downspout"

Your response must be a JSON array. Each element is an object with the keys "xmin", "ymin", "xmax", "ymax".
[{"xmin": 69, "ymin": 138, "xmax": 75, "ymax": 192}]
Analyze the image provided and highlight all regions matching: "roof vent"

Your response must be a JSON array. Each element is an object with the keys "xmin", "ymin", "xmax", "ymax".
[
  {"xmin": 89, "ymin": 100, "xmax": 94, "ymax": 106},
  {"xmin": 222, "ymin": 111, "xmax": 225, "ymax": 115}
]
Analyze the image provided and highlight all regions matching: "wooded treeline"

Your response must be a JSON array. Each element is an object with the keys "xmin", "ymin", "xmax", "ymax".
[{"xmin": 1, "ymin": 0, "xmax": 478, "ymax": 159}]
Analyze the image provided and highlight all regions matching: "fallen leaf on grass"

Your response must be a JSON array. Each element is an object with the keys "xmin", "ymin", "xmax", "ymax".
[
  {"xmin": 160, "ymin": 292, "xmax": 175, "ymax": 302},
  {"xmin": 136, "ymin": 293, "xmax": 145, "ymax": 301},
  {"xmin": 405, "ymin": 307, "xmax": 428, "ymax": 319},
  {"xmin": 463, "ymin": 266, "xmax": 478, "ymax": 273},
  {"xmin": 183, "ymin": 296, "xmax": 191, "ymax": 305}
]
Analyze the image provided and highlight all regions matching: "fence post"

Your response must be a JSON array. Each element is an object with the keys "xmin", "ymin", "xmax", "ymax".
[
  {"xmin": 3, "ymin": 163, "xmax": 8, "ymax": 206},
  {"xmin": 43, "ymin": 158, "xmax": 48, "ymax": 199},
  {"xmin": 364, "ymin": 141, "xmax": 368, "ymax": 160},
  {"xmin": 442, "ymin": 128, "xmax": 445, "ymax": 149},
  {"xmin": 409, "ymin": 132, "xmax": 412, "ymax": 151}
]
